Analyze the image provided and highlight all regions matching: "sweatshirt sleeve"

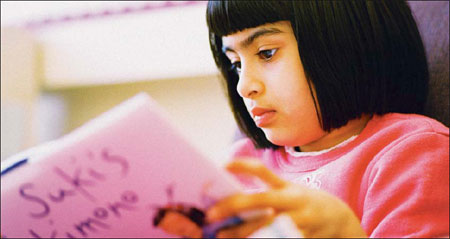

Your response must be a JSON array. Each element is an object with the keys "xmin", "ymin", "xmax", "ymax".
[{"xmin": 360, "ymin": 132, "xmax": 449, "ymax": 238}]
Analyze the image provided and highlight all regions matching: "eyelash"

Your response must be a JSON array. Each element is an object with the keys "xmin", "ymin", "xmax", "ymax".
[{"xmin": 229, "ymin": 49, "xmax": 278, "ymax": 73}]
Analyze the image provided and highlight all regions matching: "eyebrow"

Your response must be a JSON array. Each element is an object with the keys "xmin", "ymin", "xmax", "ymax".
[{"xmin": 222, "ymin": 27, "xmax": 283, "ymax": 53}]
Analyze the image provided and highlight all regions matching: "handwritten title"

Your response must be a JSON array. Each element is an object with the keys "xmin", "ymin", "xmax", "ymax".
[{"xmin": 2, "ymin": 148, "xmax": 143, "ymax": 238}]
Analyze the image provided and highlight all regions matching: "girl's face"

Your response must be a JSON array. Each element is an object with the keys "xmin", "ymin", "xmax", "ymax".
[{"xmin": 222, "ymin": 21, "xmax": 326, "ymax": 147}]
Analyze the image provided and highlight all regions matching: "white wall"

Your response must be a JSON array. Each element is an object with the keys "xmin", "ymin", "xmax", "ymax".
[
  {"xmin": 1, "ymin": 2, "xmax": 239, "ymax": 164},
  {"xmin": 1, "ymin": 28, "xmax": 39, "ymax": 160},
  {"xmin": 3, "ymin": 1, "xmax": 217, "ymax": 88}
]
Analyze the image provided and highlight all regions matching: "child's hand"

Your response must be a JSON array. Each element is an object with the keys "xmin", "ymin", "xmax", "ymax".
[{"xmin": 206, "ymin": 159, "xmax": 367, "ymax": 238}]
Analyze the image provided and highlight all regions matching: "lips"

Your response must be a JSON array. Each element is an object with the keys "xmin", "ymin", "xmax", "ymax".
[{"xmin": 250, "ymin": 107, "xmax": 276, "ymax": 127}]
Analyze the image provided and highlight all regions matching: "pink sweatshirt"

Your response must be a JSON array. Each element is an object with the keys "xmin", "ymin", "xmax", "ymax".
[{"xmin": 228, "ymin": 113, "xmax": 449, "ymax": 238}]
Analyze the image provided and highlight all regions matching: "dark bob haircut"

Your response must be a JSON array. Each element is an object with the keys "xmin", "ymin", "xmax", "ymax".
[{"xmin": 206, "ymin": 0, "xmax": 429, "ymax": 149}]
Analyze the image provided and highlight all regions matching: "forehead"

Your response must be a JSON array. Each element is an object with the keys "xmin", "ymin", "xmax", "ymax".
[{"xmin": 222, "ymin": 21, "xmax": 293, "ymax": 50}]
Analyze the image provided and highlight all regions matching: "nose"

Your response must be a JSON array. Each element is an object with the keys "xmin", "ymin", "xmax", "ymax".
[{"xmin": 236, "ymin": 62, "xmax": 264, "ymax": 99}]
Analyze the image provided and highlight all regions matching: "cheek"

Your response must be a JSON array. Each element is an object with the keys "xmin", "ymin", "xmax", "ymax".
[
  {"xmin": 243, "ymin": 98, "xmax": 253, "ymax": 112},
  {"xmin": 286, "ymin": 110, "xmax": 325, "ymax": 146},
  {"xmin": 266, "ymin": 64, "xmax": 310, "ymax": 103},
  {"xmin": 266, "ymin": 94, "xmax": 324, "ymax": 146}
]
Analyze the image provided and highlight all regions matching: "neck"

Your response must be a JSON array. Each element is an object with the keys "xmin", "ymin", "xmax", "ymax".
[{"xmin": 299, "ymin": 114, "xmax": 371, "ymax": 152}]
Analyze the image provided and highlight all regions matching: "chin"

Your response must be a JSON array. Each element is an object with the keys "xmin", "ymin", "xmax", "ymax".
[
  {"xmin": 263, "ymin": 129, "xmax": 315, "ymax": 147},
  {"xmin": 263, "ymin": 131, "xmax": 297, "ymax": 147}
]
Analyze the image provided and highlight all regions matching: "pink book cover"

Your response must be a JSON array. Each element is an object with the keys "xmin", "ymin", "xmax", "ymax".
[{"xmin": 1, "ymin": 93, "xmax": 242, "ymax": 238}]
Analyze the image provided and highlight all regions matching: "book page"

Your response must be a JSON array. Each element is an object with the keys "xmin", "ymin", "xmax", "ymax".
[{"xmin": 1, "ymin": 93, "xmax": 242, "ymax": 238}]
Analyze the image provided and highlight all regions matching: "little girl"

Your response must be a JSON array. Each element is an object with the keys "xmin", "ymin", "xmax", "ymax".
[
  {"xmin": 159, "ymin": 1, "xmax": 449, "ymax": 238},
  {"xmin": 203, "ymin": 1, "xmax": 449, "ymax": 238}
]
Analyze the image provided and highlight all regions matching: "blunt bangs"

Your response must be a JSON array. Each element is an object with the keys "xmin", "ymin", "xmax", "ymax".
[{"xmin": 206, "ymin": 1, "xmax": 292, "ymax": 37}]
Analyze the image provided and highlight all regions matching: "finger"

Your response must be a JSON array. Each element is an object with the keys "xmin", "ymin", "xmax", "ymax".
[
  {"xmin": 207, "ymin": 189, "xmax": 307, "ymax": 222},
  {"xmin": 286, "ymin": 208, "xmax": 346, "ymax": 238},
  {"xmin": 216, "ymin": 212, "xmax": 275, "ymax": 238},
  {"xmin": 227, "ymin": 159, "xmax": 287, "ymax": 189},
  {"xmin": 285, "ymin": 202, "xmax": 367, "ymax": 238}
]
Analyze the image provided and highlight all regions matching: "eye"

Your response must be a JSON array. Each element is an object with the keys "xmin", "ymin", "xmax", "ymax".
[
  {"xmin": 230, "ymin": 61, "xmax": 241, "ymax": 74},
  {"xmin": 258, "ymin": 49, "xmax": 277, "ymax": 60}
]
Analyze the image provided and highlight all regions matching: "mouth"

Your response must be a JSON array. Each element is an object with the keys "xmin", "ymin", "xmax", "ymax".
[{"xmin": 251, "ymin": 107, "xmax": 276, "ymax": 127}]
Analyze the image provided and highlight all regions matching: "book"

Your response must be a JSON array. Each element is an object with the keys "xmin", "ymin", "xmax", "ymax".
[{"xmin": 1, "ymin": 92, "xmax": 242, "ymax": 238}]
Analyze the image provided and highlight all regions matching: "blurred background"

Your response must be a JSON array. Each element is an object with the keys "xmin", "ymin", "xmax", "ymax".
[{"xmin": 1, "ymin": 1, "xmax": 238, "ymax": 164}]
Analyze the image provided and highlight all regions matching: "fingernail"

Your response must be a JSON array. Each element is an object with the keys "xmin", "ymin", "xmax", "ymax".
[{"xmin": 206, "ymin": 208, "xmax": 219, "ymax": 222}]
